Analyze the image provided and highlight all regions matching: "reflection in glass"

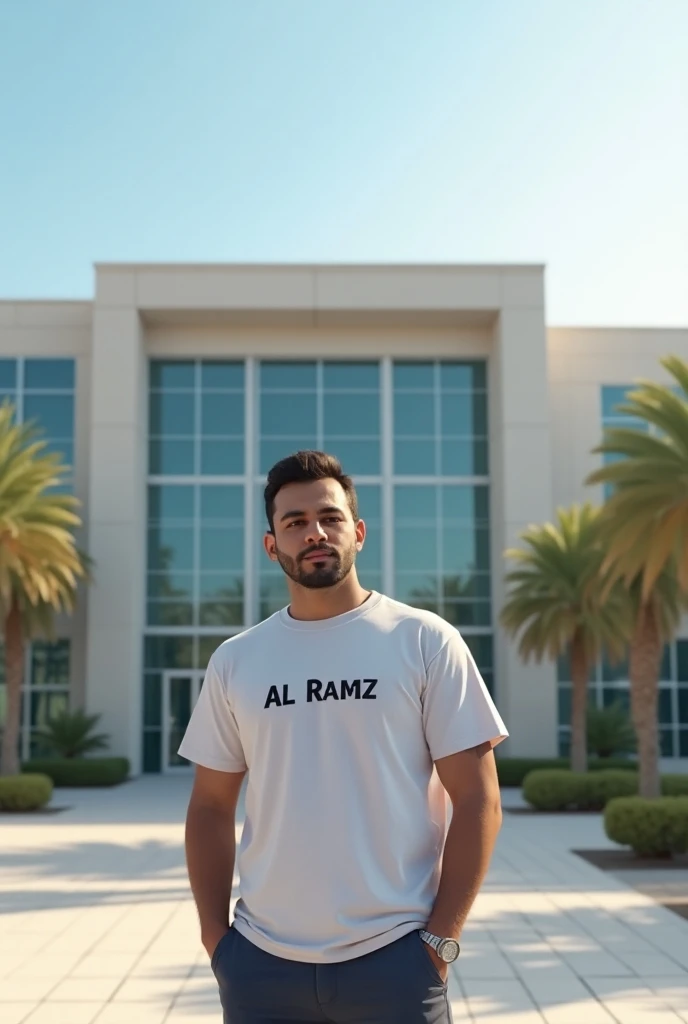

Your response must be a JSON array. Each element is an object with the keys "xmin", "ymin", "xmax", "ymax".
[
  {"xmin": 31, "ymin": 641, "xmax": 70, "ymax": 687},
  {"xmin": 261, "ymin": 393, "xmax": 317, "ymax": 436},
  {"xmin": 323, "ymin": 440, "xmax": 380, "ymax": 475},
  {"xmin": 440, "ymin": 393, "xmax": 488, "ymax": 437},
  {"xmin": 168, "ymin": 676, "xmax": 192, "ymax": 767},
  {"xmin": 201, "ymin": 362, "xmax": 244, "ymax": 390},
  {"xmin": 25, "ymin": 359, "xmax": 75, "ymax": 390},
  {"xmin": 147, "ymin": 526, "xmax": 194, "ymax": 571},
  {"xmin": 199, "ymin": 527, "xmax": 243, "ymax": 571},
  {"xmin": 24, "ymin": 395, "xmax": 75, "ymax": 439},
  {"xmin": 200, "ymin": 439, "xmax": 244, "ymax": 475},
  {"xmin": 394, "ymin": 439, "xmax": 435, "ymax": 475},
  {"xmin": 149, "ymin": 485, "xmax": 194, "ymax": 522},
  {"xmin": 394, "ymin": 393, "xmax": 435, "ymax": 437},
  {"xmin": 323, "ymin": 362, "xmax": 379, "ymax": 389},
  {"xmin": 261, "ymin": 362, "xmax": 317, "ymax": 389},
  {"xmin": 393, "ymin": 363, "xmax": 434, "ymax": 389},
  {"xmin": 149, "ymin": 439, "xmax": 195, "ymax": 475},
  {"xmin": 200, "ymin": 486, "xmax": 243, "ymax": 521},
  {"xmin": 324, "ymin": 394, "xmax": 379, "ymax": 436},
  {"xmin": 440, "ymin": 362, "xmax": 486, "ymax": 391},
  {"xmin": 440, "ymin": 438, "xmax": 488, "ymax": 476},
  {"xmin": 150, "ymin": 361, "xmax": 195, "ymax": 389},
  {"xmin": 149, "ymin": 393, "xmax": 195, "ymax": 436},
  {"xmin": 201, "ymin": 392, "xmax": 244, "ymax": 435}
]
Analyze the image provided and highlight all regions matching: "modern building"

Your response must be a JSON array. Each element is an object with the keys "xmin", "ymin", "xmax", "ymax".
[{"xmin": 0, "ymin": 263, "xmax": 686, "ymax": 774}]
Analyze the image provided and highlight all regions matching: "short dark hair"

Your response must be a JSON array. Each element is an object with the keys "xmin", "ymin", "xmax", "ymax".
[{"xmin": 264, "ymin": 451, "xmax": 359, "ymax": 533}]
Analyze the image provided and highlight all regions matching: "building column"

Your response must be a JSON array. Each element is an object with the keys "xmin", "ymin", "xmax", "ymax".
[
  {"xmin": 490, "ymin": 289, "xmax": 557, "ymax": 757},
  {"xmin": 85, "ymin": 273, "xmax": 147, "ymax": 773}
]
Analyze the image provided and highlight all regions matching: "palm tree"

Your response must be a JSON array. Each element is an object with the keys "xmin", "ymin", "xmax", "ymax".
[
  {"xmin": 0, "ymin": 404, "xmax": 89, "ymax": 776},
  {"xmin": 500, "ymin": 503, "xmax": 632, "ymax": 772},
  {"xmin": 586, "ymin": 355, "xmax": 688, "ymax": 797}
]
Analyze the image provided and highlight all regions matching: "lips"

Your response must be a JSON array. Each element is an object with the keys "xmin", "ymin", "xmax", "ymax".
[{"xmin": 302, "ymin": 550, "xmax": 334, "ymax": 562}]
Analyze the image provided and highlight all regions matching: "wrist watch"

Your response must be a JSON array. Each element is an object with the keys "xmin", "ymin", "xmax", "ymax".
[{"xmin": 419, "ymin": 929, "xmax": 460, "ymax": 962}]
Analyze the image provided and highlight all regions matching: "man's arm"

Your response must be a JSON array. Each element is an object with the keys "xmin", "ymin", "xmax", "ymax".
[
  {"xmin": 425, "ymin": 741, "xmax": 503, "ymax": 974},
  {"xmin": 185, "ymin": 764, "xmax": 246, "ymax": 958}
]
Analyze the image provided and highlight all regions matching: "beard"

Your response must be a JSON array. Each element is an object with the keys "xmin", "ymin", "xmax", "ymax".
[{"xmin": 274, "ymin": 540, "xmax": 357, "ymax": 590}]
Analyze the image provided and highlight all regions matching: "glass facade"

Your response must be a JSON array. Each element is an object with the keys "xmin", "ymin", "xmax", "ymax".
[
  {"xmin": 145, "ymin": 357, "xmax": 492, "ymax": 770},
  {"xmin": 557, "ymin": 640, "xmax": 688, "ymax": 758},
  {"xmin": 0, "ymin": 640, "xmax": 71, "ymax": 762}
]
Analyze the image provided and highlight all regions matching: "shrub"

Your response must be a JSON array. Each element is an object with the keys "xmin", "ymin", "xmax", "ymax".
[
  {"xmin": 0, "ymin": 773, "xmax": 53, "ymax": 811},
  {"xmin": 605, "ymin": 796, "xmax": 688, "ymax": 857},
  {"xmin": 523, "ymin": 768, "xmax": 638, "ymax": 811},
  {"xmin": 586, "ymin": 702, "xmax": 637, "ymax": 759},
  {"xmin": 35, "ymin": 709, "xmax": 109, "ymax": 759},
  {"xmin": 21, "ymin": 757, "xmax": 129, "ymax": 787},
  {"xmin": 661, "ymin": 775, "xmax": 688, "ymax": 797},
  {"xmin": 496, "ymin": 757, "xmax": 636, "ymax": 788}
]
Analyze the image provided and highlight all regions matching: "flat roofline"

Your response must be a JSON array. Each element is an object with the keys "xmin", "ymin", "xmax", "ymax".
[
  {"xmin": 0, "ymin": 299, "xmax": 92, "ymax": 306},
  {"xmin": 548, "ymin": 324, "xmax": 688, "ymax": 332},
  {"xmin": 94, "ymin": 260, "xmax": 546, "ymax": 272}
]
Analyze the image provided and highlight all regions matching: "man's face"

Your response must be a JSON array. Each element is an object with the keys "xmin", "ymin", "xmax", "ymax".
[{"xmin": 264, "ymin": 478, "xmax": 366, "ymax": 590}]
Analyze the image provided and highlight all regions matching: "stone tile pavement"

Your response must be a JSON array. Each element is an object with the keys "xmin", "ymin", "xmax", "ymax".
[{"xmin": 0, "ymin": 778, "xmax": 687, "ymax": 1023}]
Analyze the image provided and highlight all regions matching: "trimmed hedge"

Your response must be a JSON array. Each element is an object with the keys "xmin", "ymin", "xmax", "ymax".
[
  {"xmin": 21, "ymin": 757, "xmax": 130, "ymax": 787},
  {"xmin": 522, "ymin": 769, "xmax": 638, "ymax": 811},
  {"xmin": 605, "ymin": 796, "xmax": 688, "ymax": 857},
  {"xmin": 496, "ymin": 757, "xmax": 636, "ymax": 788},
  {"xmin": 0, "ymin": 773, "xmax": 53, "ymax": 811},
  {"xmin": 522, "ymin": 769, "xmax": 688, "ymax": 811}
]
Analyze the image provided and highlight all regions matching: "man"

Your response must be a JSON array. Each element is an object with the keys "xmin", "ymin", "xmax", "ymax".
[{"xmin": 180, "ymin": 450, "xmax": 508, "ymax": 1024}]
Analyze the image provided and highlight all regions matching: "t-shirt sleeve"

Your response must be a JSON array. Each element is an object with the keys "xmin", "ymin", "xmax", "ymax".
[
  {"xmin": 422, "ymin": 629, "xmax": 509, "ymax": 761},
  {"xmin": 177, "ymin": 654, "xmax": 247, "ymax": 773}
]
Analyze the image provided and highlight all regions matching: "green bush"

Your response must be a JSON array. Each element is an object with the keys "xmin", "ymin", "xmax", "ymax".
[
  {"xmin": 605, "ymin": 796, "xmax": 688, "ymax": 857},
  {"xmin": 35, "ymin": 709, "xmax": 109, "ymax": 759},
  {"xmin": 523, "ymin": 768, "xmax": 638, "ymax": 811},
  {"xmin": 586, "ymin": 702, "xmax": 637, "ymax": 758},
  {"xmin": 0, "ymin": 773, "xmax": 53, "ymax": 811},
  {"xmin": 661, "ymin": 775, "xmax": 688, "ymax": 797},
  {"xmin": 21, "ymin": 757, "xmax": 130, "ymax": 787},
  {"xmin": 496, "ymin": 756, "xmax": 636, "ymax": 788}
]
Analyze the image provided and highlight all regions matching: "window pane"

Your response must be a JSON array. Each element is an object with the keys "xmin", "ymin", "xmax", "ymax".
[
  {"xmin": 260, "ymin": 362, "xmax": 317, "ymax": 389},
  {"xmin": 440, "ymin": 362, "xmax": 486, "ymax": 391},
  {"xmin": 261, "ymin": 440, "xmax": 317, "ymax": 475},
  {"xmin": 199, "ymin": 526, "xmax": 243, "ymax": 570},
  {"xmin": 602, "ymin": 652, "xmax": 629, "ymax": 683},
  {"xmin": 148, "ymin": 485, "xmax": 194, "ymax": 522},
  {"xmin": 259, "ymin": 574, "xmax": 289, "ymax": 619},
  {"xmin": 199, "ymin": 573, "xmax": 244, "ymax": 601},
  {"xmin": 198, "ymin": 636, "xmax": 230, "ymax": 668},
  {"xmin": 442, "ymin": 485, "xmax": 489, "ymax": 523},
  {"xmin": 147, "ymin": 572, "xmax": 193, "ymax": 600},
  {"xmin": 443, "ymin": 527, "xmax": 491, "ymax": 572},
  {"xmin": 323, "ymin": 362, "xmax": 379, "ymax": 389},
  {"xmin": 678, "ymin": 641, "xmax": 688, "ymax": 682},
  {"xmin": 660, "ymin": 644, "xmax": 671, "ymax": 681},
  {"xmin": 395, "ymin": 528, "xmax": 437, "ymax": 571},
  {"xmin": 356, "ymin": 530, "xmax": 381, "ymax": 572},
  {"xmin": 324, "ymin": 394, "xmax": 379, "ymax": 436},
  {"xmin": 25, "ymin": 358, "xmax": 74, "ymax": 389},
  {"xmin": 440, "ymin": 438, "xmax": 488, "ymax": 475},
  {"xmin": 394, "ymin": 362, "xmax": 434, "ymax": 389},
  {"xmin": 199, "ymin": 600, "xmax": 244, "ymax": 626},
  {"xmin": 660, "ymin": 728, "xmax": 674, "ymax": 757},
  {"xmin": 324, "ymin": 439, "xmax": 380, "ymax": 475},
  {"xmin": 442, "ymin": 601, "xmax": 491, "ymax": 627},
  {"xmin": 142, "ymin": 730, "xmax": 162, "ymax": 773},
  {"xmin": 31, "ymin": 640, "xmax": 70, "ymax": 687},
  {"xmin": 658, "ymin": 688, "xmax": 673, "ymax": 725},
  {"xmin": 679, "ymin": 688, "xmax": 688, "ymax": 725},
  {"xmin": 149, "ymin": 392, "xmax": 195, "ymax": 436},
  {"xmin": 200, "ymin": 439, "xmax": 244, "ymax": 475},
  {"xmin": 602, "ymin": 687, "xmax": 631, "ymax": 713},
  {"xmin": 464, "ymin": 634, "xmax": 493, "ymax": 670},
  {"xmin": 261, "ymin": 393, "xmax": 317, "ymax": 436},
  {"xmin": 147, "ymin": 526, "xmax": 194, "ymax": 571},
  {"xmin": 558, "ymin": 685, "xmax": 571, "ymax": 726},
  {"xmin": 201, "ymin": 393, "xmax": 244, "ymax": 435},
  {"xmin": 602, "ymin": 386, "xmax": 633, "ymax": 418},
  {"xmin": 30, "ymin": 691, "xmax": 68, "ymax": 729},
  {"xmin": 394, "ymin": 439, "xmax": 436, "ymax": 475},
  {"xmin": 201, "ymin": 361, "xmax": 244, "ymax": 390},
  {"xmin": 356, "ymin": 485, "xmax": 381, "ymax": 519},
  {"xmin": 23, "ymin": 395, "xmax": 74, "ymax": 438},
  {"xmin": 0, "ymin": 360, "xmax": 16, "ymax": 388},
  {"xmin": 149, "ymin": 439, "xmax": 195, "ymax": 475},
  {"xmin": 144, "ymin": 635, "xmax": 193, "ymax": 669},
  {"xmin": 200, "ymin": 486, "xmax": 243, "ymax": 521},
  {"xmin": 395, "ymin": 486, "xmax": 436, "ymax": 520},
  {"xmin": 441, "ymin": 393, "xmax": 487, "ymax": 436},
  {"xmin": 146, "ymin": 600, "xmax": 193, "ymax": 626},
  {"xmin": 143, "ymin": 674, "xmax": 162, "ymax": 727},
  {"xmin": 442, "ymin": 572, "xmax": 491, "ymax": 599},
  {"xmin": 679, "ymin": 730, "xmax": 688, "ymax": 757},
  {"xmin": 150, "ymin": 361, "xmax": 195, "ymax": 389},
  {"xmin": 394, "ymin": 393, "xmax": 435, "ymax": 437},
  {"xmin": 395, "ymin": 572, "xmax": 438, "ymax": 603}
]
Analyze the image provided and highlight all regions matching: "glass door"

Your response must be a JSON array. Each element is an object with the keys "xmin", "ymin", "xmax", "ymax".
[{"xmin": 162, "ymin": 670, "xmax": 204, "ymax": 772}]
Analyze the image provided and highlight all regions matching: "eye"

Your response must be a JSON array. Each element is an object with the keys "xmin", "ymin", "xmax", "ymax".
[
  {"xmin": 286, "ymin": 520, "xmax": 305, "ymax": 528},
  {"xmin": 325, "ymin": 517, "xmax": 342, "ymax": 523}
]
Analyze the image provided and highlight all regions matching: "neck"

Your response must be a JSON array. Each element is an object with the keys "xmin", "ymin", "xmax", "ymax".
[{"xmin": 286, "ymin": 573, "xmax": 372, "ymax": 621}]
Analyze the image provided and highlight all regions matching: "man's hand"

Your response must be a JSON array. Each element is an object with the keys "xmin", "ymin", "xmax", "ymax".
[
  {"xmin": 202, "ymin": 924, "xmax": 230, "ymax": 961},
  {"xmin": 425, "ymin": 942, "xmax": 449, "ymax": 982}
]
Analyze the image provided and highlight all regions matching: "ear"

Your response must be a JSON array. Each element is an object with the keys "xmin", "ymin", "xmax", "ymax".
[
  {"xmin": 263, "ymin": 531, "xmax": 278, "ymax": 561},
  {"xmin": 355, "ymin": 518, "xmax": 366, "ymax": 551}
]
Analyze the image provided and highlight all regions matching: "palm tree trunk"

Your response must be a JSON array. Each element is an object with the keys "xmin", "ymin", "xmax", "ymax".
[
  {"xmin": 629, "ymin": 601, "xmax": 662, "ymax": 799},
  {"xmin": 569, "ymin": 634, "xmax": 589, "ymax": 773},
  {"xmin": 1, "ymin": 599, "xmax": 24, "ymax": 776}
]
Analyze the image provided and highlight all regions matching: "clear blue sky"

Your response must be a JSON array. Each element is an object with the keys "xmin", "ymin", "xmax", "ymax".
[{"xmin": 1, "ymin": 0, "xmax": 686, "ymax": 325}]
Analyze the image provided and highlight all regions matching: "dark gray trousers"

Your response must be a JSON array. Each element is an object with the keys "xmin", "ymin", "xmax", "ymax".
[{"xmin": 211, "ymin": 926, "xmax": 453, "ymax": 1024}]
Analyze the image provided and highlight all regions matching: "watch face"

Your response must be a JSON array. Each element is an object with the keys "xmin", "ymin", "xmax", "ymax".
[{"xmin": 439, "ymin": 939, "xmax": 460, "ymax": 962}]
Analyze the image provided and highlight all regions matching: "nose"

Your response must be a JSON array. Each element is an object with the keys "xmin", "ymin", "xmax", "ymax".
[{"xmin": 304, "ymin": 520, "xmax": 329, "ymax": 545}]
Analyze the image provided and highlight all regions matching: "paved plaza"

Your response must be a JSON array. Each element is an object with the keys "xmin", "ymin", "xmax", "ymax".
[{"xmin": 1, "ymin": 778, "xmax": 687, "ymax": 1024}]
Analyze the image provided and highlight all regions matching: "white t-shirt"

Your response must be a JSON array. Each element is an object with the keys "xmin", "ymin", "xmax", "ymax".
[{"xmin": 179, "ymin": 591, "xmax": 508, "ymax": 964}]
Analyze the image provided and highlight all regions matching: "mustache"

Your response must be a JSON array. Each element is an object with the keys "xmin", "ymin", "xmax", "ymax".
[{"xmin": 299, "ymin": 546, "xmax": 338, "ymax": 561}]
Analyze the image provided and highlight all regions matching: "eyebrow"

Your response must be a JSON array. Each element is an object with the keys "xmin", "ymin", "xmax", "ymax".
[{"xmin": 279, "ymin": 505, "xmax": 344, "ymax": 523}]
